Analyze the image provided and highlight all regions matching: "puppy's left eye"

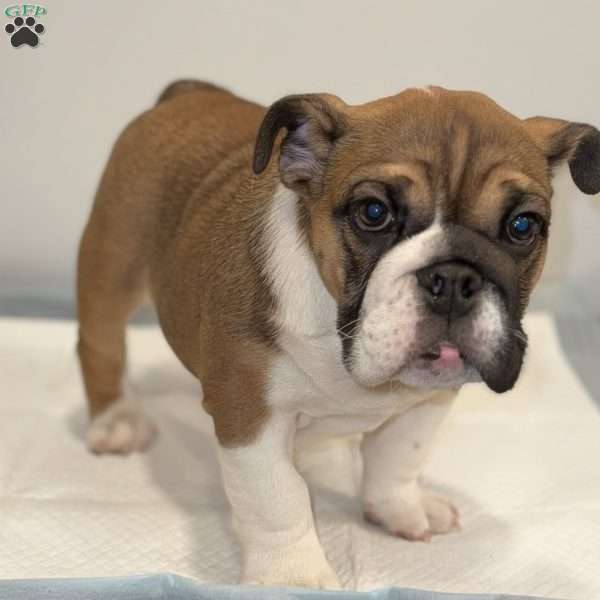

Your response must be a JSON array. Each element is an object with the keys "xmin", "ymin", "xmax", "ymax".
[
  {"xmin": 355, "ymin": 199, "xmax": 393, "ymax": 232},
  {"xmin": 506, "ymin": 213, "xmax": 540, "ymax": 245}
]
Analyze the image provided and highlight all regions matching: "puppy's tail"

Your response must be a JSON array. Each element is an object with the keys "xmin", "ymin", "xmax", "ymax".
[{"xmin": 156, "ymin": 79, "xmax": 228, "ymax": 105}]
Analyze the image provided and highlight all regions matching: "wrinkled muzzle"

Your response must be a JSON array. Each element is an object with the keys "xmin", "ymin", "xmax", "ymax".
[{"xmin": 341, "ymin": 224, "xmax": 527, "ymax": 393}]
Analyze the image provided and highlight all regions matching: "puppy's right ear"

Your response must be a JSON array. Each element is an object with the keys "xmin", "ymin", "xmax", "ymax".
[{"xmin": 252, "ymin": 93, "xmax": 348, "ymax": 197}]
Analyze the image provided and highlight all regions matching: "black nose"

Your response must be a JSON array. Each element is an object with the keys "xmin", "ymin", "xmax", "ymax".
[{"xmin": 416, "ymin": 262, "xmax": 483, "ymax": 318}]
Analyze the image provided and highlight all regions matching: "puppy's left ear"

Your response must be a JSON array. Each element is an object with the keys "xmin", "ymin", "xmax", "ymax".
[
  {"xmin": 252, "ymin": 93, "xmax": 348, "ymax": 196},
  {"xmin": 523, "ymin": 117, "xmax": 600, "ymax": 195}
]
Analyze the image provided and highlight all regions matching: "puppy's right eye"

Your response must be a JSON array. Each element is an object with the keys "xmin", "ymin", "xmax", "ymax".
[{"xmin": 354, "ymin": 198, "xmax": 393, "ymax": 232}]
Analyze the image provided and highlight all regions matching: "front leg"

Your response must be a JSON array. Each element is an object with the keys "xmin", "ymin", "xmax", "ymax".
[
  {"xmin": 361, "ymin": 390, "xmax": 459, "ymax": 541},
  {"xmin": 218, "ymin": 410, "xmax": 340, "ymax": 589}
]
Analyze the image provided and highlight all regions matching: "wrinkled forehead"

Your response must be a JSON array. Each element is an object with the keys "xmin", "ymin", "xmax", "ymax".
[{"xmin": 328, "ymin": 88, "xmax": 553, "ymax": 217}]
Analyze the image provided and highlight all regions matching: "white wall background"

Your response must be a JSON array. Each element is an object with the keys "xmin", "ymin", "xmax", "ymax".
[{"xmin": 2, "ymin": 0, "xmax": 599, "ymax": 313}]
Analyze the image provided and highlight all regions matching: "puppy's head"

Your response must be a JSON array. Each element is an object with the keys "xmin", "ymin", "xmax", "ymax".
[{"xmin": 254, "ymin": 87, "xmax": 600, "ymax": 393}]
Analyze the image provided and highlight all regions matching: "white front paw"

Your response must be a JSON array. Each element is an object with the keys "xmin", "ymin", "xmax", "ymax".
[
  {"xmin": 241, "ymin": 531, "xmax": 341, "ymax": 590},
  {"xmin": 87, "ymin": 396, "xmax": 156, "ymax": 454},
  {"xmin": 364, "ymin": 482, "xmax": 460, "ymax": 541}
]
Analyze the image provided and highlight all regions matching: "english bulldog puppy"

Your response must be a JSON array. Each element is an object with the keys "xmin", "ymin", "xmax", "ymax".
[{"xmin": 77, "ymin": 81, "xmax": 600, "ymax": 589}]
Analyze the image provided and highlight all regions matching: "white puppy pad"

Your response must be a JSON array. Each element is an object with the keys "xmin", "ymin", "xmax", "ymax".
[{"xmin": 0, "ymin": 313, "xmax": 599, "ymax": 599}]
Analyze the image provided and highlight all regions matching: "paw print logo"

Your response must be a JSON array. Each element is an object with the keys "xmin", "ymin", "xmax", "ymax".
[{"xmin": 5, "ymin": 16, "xmax": 45, "ymax": 48}]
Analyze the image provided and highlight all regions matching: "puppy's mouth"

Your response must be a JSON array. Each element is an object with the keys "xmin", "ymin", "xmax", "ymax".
[
  {"xmin": 393, "ymin": 342, "xmax": 481, "ymax": 389},
  {"xmin": 417, "ymin": 343, "xmax": 465, "ymax": 372}
]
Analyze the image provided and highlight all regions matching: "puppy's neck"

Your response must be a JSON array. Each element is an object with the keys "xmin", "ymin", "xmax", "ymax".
[{"xmin": 262, "ymin": 184, "xmax": 337, "ymax": 337}]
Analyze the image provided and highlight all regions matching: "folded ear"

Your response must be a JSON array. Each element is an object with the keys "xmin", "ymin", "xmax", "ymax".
[
  {"xmin": 523, "ymin": 117, "xmax": 600, "ymax": 195},
  {"xmin": 252, "ymin": 93, "xmax": 348, "ymax": 196}
]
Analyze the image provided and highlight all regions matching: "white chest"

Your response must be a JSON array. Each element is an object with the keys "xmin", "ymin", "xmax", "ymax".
[{"xmin": 269, "ymin": 330, "xmax": 430, "ymax": 427}]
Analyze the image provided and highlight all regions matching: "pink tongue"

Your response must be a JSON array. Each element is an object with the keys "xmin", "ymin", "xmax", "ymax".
[{"xmin": 432, "ymin": 344, "xmax": 463, "ymax": 371}]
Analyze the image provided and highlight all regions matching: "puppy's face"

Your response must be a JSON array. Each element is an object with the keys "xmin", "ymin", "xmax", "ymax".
[{"xmin": 254, "ymin": 87, "xmax": 600, "ymax": 393}]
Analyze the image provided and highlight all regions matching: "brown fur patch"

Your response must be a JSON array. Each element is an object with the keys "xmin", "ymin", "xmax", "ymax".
[{"xmin": 78, "ymin": 82, "xmax": 277, "ymax": 447}]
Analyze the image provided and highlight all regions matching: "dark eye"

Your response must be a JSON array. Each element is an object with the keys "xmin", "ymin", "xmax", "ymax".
[
  {"xmin": 506, "ymin": 213, "xmax": 540, "ymax": 245},
  {"xmin": 355, "ymin": 198, "xmax": 393, "ymax": 232}
]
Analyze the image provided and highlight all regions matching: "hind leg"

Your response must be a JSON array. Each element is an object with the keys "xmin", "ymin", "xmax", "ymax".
[{"xmin": 77, "ymin": 220, "xmax": 156, "ymax": 454}]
